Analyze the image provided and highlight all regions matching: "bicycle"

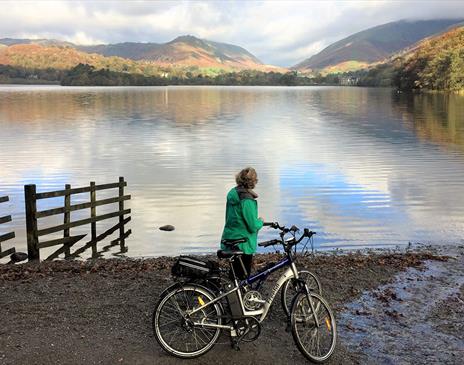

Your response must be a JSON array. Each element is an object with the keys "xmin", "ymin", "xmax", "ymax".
[{"xmin": 153, "ymin": 222, "xmax": 336, "ymax": 363}]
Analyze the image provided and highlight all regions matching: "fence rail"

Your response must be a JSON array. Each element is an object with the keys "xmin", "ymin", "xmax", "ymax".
[
  {"xmin": 0, "ymin": 196, "xmax": 16, "ymax": 259},
  {"xmin": 25, "ymin": 177, "xmax": 131, "ymax": 261}
]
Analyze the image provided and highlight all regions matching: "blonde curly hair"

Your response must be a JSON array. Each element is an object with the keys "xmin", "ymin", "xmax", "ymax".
[{"xmin": 235, "ymin": 167, "xmax": 258, "ymax": 189}]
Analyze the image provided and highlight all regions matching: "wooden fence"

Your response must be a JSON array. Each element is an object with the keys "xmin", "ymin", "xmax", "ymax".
[
  {"xmin": 25, "ymin": 177, "xmax": 131, "ymax": 261},
  {"xmin": 0, "ymin": 195, "xmax": 16, "ymax": 259}
]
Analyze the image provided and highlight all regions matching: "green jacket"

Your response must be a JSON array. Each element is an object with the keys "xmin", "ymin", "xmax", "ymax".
[{"xmin": 221, "ymin": 186, "xmax": 264, "ymax": 254}]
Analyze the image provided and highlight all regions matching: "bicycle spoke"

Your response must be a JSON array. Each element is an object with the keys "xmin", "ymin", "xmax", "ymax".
[
  {"xmin": 193, "ymin": 328, "xmax": 210, "ymax": 345},
  {"xmin": 160, "ymin": 302, "xmax": 180, "ymax": 321},
  {"xmin": 157, "ymin": 318, "xmax": 179, "ymax": 328},
  {"xmin": 167, "ymin": 327, "xmax": 181, "ymax": 345},
  {"xmin": 160, "ymin": 305, "xmax": 178, "ymax": 318},
  {"xmin": 299, "ymin": 326, "xmax": 312, "ymax": 347},
  {"xmin": 193, "ymin": 329, "xmax": 199, "ymax": 350},
  {"xmin": 183, "ymin": 291, "xmax": 191, "ymax": 311},
  {"xmin": 171, "ymin": 295, "xmax": 186, "ymax": 316},
  {"xmin": 316, "ymin": 329, "xmax": 321, "ymax": 357}
]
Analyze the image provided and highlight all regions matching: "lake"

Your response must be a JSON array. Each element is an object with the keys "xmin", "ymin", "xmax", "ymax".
[{"xmin": 1, "ymin": 85, "xmax": 463, "ymax": 258}]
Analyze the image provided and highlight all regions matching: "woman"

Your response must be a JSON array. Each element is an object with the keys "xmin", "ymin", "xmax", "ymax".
[{"xmin": 221, "ymin": 167, "xmax": 264, "ymax": 279}]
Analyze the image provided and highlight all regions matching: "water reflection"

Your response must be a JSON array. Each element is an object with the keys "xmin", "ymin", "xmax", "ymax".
[
  {"xmin": 0, "ymin": 85, "xmax": 463, "ymax": 258},
  {"xmin": 0, "ymin": 86, "xmax": 272, "ymax": 125},
  {"xmin": 393, "ymin": 92, "xmax": 464, "ymax": 151}
]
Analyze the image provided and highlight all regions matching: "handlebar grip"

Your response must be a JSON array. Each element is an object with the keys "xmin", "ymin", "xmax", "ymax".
[
  {"xmin": 304, "ymin": 228, "xmax": 316, "ymax": 237},
  {"xmin": 263, "ymin": 222, "xmax": 280, "ymax": 229},
  {"xmin": 258, "ymin": 239, "xmax": 279, "ymax": 247}
]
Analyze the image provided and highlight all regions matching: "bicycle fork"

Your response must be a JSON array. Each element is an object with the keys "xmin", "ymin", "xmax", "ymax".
[
  {"xmin": 294, "ymin": 279, "xmax": 321, "ymax": 328},
  {"xmin": 305, "ymin": 287, "xmax": 320, "ymax": 327}
]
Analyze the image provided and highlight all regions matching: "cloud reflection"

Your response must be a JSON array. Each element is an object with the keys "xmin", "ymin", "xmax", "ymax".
[{"xmin": 1, "ymin": 86, "xmax": 464, "ymax": 258}]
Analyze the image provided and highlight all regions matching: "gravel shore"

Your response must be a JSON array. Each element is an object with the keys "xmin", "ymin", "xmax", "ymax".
[{"xmin": 0, "ymin": 247, "xmax": 461, "ymax": 365}]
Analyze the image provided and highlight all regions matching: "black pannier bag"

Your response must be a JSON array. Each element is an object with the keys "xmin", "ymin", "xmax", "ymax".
[{"xmin": 171, "ymin": 256, "xmax": 219, "ymax": 278}]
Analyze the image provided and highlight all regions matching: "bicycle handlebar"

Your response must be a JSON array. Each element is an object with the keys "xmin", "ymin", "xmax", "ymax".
[
  {"xmin": 263, "ymin": 222, "xmax": 300, "ymax": 233},
  {"xmin": 262, "ymin": 221, "xmax": 316, "ymax": 249}
]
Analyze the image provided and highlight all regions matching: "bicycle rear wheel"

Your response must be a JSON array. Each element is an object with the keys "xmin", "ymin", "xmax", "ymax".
[
  {"xmin": 291, "ymin": 292, "xmax": 336, "ymax": 363},
  {"xmin": 281, "ymin": 270, "xmax": 322, "ymax": 317},
  {"xmin": 153, "ymin": 284, "xmax": 222, "ymax": 359}
]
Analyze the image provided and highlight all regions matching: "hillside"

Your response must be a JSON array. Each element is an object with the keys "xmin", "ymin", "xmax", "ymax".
[
  {"xmin": 343, "ymin": 26, "xmax": 464, "ymax": 91},
  {"xmin": 0, "ymin": 44, "xmax": 123, "ymax": 70},
  {"xmin": 294, "ymin": 19, "xmax": 464, "ymax": 73},
  {"xmin": 0, "ymin": 44, "xmax": 170, "ymax": 75},
  {"xmin": 0, "ymin": 35, "xmax": 267, "ymax": 71},
  {"xmin": 394, "ymin": 26, "xmax": 464, "ymax": 91},
  {"xmin": 78, "ymin": 35, "xmax": 264, "ymax": 70}
]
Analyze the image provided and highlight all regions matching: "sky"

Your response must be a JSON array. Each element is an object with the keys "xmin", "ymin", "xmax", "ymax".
[{"xmin": 2, "ymin": 0, "xmax": 464, "ymax": 66}]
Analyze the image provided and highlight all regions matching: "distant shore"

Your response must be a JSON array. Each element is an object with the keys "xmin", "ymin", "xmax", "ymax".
[
  {"xmin": 0, "ymin": 79, "xmax": 60, "ymax": 85},
  {"xmin": 1, "ymin": 82, "xmax": 462, "ymax": 94}
]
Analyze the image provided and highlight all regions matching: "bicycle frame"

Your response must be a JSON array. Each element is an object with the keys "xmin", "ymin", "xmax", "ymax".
[{"xmin": 186, "ymin": 255, "xmax": 300, "ymax": 328}]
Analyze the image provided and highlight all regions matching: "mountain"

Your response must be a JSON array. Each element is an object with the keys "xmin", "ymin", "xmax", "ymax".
[
  {"xmin": 78, "ymin": 35, "xmax": 264, "ymax": 69},
  {"xmin": 0, "ymin": 38, "xmax": 74, "ymax": 47},
  {"xmin": 294, "ymin": 19, "xmax": 464, "ymax": 72},
  {"xmin": 0, "ymin": 41, "xmax": 287, "ymax": 86},
  {"xmin": 0, "ymin": 35, "xmax": 266, "ymax": 70}
]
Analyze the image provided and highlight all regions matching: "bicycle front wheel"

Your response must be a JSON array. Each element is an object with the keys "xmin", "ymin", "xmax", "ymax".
[
  {"xmin": 291, "ymin": 292, "xmax": 336, "ymax": 363},
  {"xmin": 281, "ymin": 270, "xmax": 322, "ymax": 317},
  {"xmin": 153, "ymin": 284, "xmax": 222, "ymax": 359}
]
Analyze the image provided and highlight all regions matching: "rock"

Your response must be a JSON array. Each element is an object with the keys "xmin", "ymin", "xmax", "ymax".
[
  {"xmin": 10, "ymin": 252, "xmax": 28, "ymax": 263},
  {"xmin": 159, "ymin": 225, "xmax": 175, "ymax": 231}
]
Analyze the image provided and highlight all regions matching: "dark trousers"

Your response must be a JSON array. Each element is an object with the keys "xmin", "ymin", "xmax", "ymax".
[{"xmin": 232, "ymin": 254, "xmax": 253, "ymax": 280}]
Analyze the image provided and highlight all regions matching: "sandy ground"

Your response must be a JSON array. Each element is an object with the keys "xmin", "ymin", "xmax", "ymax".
[{"xmin": 0, "ymin": 247, "xmax": 461, "ymax": 365}]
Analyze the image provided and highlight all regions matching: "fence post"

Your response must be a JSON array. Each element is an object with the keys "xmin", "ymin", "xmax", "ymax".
[
  {"xmin": 119, "ymin": 176, "xmax": 126, "ymax": 251},
  {"xmin": 63, "ymin": 184, "xmax": 71, "ymax": 258},
  {"xmin": 90, "ymin": 181, "xmax": 97, "ymax": 258},
  {"xmin": 25, "ymin": 184, "xmax": 39, "ymax": 261}
]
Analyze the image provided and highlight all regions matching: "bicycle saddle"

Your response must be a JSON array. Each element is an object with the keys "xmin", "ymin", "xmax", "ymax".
[
  {"xmin": 217, "ymin": 249, "xmax": 244, "ymax": 259},
  {"xmin": 221, "ymin": 238, "xmax": 246, "ymax": 247}
]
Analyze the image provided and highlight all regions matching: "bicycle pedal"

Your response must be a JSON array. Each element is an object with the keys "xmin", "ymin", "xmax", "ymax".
[{"xmin": 230, "ymin": 338, "xmax": 240, "ymax": 351}]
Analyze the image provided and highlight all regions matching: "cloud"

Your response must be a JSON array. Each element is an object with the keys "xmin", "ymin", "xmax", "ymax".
[{"xmin": 1, "ymin": 1, "xmax": 463, "ymax": 66}]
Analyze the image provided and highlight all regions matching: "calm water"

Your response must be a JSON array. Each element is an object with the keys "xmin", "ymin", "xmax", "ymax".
[{"xmin": 1, "ymin": 85, "xmax": 464, "ymax": 259}]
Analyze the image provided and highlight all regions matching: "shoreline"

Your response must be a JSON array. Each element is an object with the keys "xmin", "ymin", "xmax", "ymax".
[
  {"xmin": 1, "ymin": 246, "xmax": 461, "ymax": 364},
  {"xmin": 1, "ymin": 83, "xmax": 462, "ymax": 95},
  {"xmin": 0, "ymin": 242, "xmax": 448, "ymax": 280}
]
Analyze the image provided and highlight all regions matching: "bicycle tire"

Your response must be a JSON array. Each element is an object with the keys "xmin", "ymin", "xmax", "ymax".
[
  {"xmin": 281, "ymin": 270, "xmax": 322, "ymax": 317},
  {"xmin": 291, "ymin": 292, "xmax": 337, "ymax": 363},
  {"xmin": 153, "ymin": 284, "xmax": 222, "ymax": 359}
]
